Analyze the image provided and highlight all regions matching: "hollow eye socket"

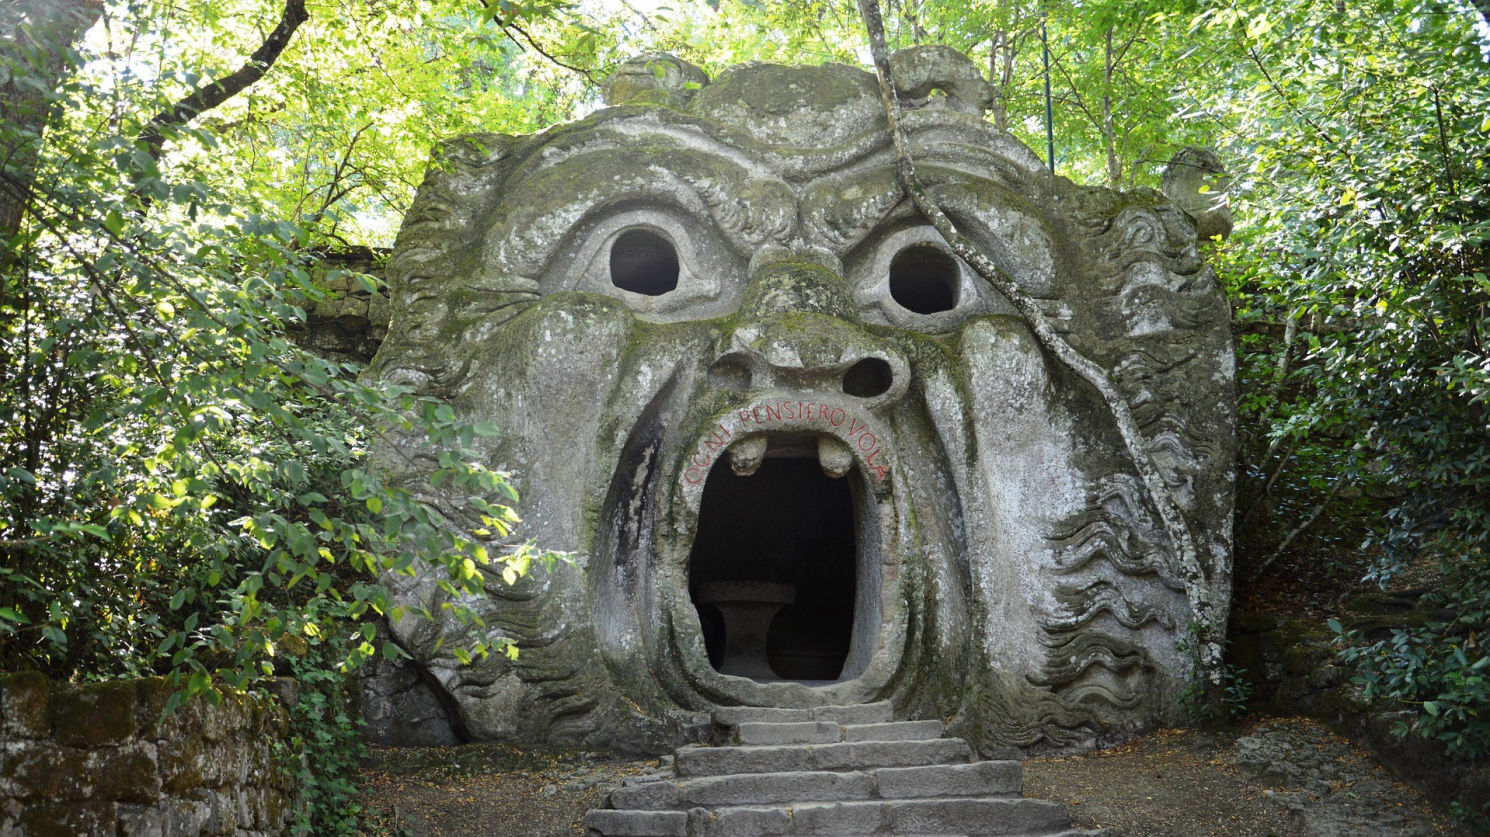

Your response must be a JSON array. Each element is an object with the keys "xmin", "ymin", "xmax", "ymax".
[
  {"xmin": 888, "ymin": 244, "xmax": 959, "ymax": 314},
  {"xmin": 610, "ymin": 229, "xmax": 679, "ymax": 296}
]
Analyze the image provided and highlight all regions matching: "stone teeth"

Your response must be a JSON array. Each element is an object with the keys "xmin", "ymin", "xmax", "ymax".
[
  {"xmin": 729, "ymin": 436, "xmax": 768, "ymax": 476},
  {"xmin": 818, "ymin": 436, "xmax": 853, "ymax": 479}
]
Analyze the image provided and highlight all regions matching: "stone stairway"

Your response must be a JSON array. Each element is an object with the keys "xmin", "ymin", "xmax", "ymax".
[{"xmin": 583, "ymin": 702, "xmax": 1096, "ymax": 836}]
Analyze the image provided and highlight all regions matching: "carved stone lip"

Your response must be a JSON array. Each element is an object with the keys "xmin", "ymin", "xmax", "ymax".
[
  {"xmin": 675, "ymin": 393, "xmax": 897, "ymax": 514},
  {"xmin": 656, "ymin": 393, "xmax": 903, "ymax": 707}
]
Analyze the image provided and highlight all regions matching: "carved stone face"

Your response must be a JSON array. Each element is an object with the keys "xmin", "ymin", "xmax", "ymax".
[{"xmin": 373, "ymin": 50, "xmax": 1234, "ymax": 755}]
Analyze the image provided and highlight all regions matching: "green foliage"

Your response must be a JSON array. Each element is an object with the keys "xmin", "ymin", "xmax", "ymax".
[
  {"xmin": 1, "ymin": 0, "xmax": 571, "ymax": 825},
  {"xmin": 1177, "ymin": 625, "xmax": 1252, "ymax": 724},
  {"xmin": 1332, "ymin": 590, "xmax": 1490, "ymax": 763},
  {"xmin": 281, "ymin": 628, "xmax": 371, "ymax": 835},
  {"xmin": 1191, "ymin": 0, "xmax": 1490, "ymax": 811}
]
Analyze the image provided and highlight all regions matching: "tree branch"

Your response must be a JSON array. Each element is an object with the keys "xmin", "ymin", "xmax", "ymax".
[
  {"xmin": 1251, "ymin": 474, "xmax": 1353, "ymax": 579},
  {"xmin": 134, "ymin": 0, "xmax": 308, "ymax": 166},
  {"xmin": 854, "ymin": 0, "xmax": 1226, "ymax": 683}
]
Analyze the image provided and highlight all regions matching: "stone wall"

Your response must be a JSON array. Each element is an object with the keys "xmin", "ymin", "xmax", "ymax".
[
  {"xmin": 0, "ymin": 673, "xmax": 303, "ymax": 836},
  {"xmin": 289, "ymin": 246, "xmax": 390, "ymax": 367},
  {"xmin": 1229, "ymin": 609, "xmax": 1490, "ymax": 820}
]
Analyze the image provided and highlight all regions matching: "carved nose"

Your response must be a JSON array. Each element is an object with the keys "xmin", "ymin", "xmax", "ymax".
[{"xmin": 708, "ymin": 258, "xmax": 909, "ymax": 408}]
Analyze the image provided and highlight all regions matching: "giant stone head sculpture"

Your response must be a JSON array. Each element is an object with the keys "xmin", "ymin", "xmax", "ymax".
[{"xmin": 371, "ymin": 48, "xmax": 1235, "ymax": 755}]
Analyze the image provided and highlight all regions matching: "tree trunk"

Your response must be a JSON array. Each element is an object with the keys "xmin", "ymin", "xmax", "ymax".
[
  {"xmin": 1102, "ymin": 26, "xmax": 1121, "ymax": 187},
  {"xmin": 0, "ymin": 0, "xmax": 103, "ymax": 264}
]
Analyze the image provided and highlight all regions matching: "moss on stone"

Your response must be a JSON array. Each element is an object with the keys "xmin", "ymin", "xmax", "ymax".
[
  {"xmin": 94, "ymin": 743, "xmax": 163, "ymax": 803},
  {"xmin": 53, "ymin": 678, "xmax": 138, "ymax": 747},
  {"xmin": 0, "ymin": 670, "xmax": 51, "ymax": 739},
  {"xmin": 17, "ymin": 801, "xmax": 116, "ymax": 837}
]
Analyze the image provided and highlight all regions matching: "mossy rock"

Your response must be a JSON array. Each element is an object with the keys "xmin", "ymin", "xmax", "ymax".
[
  {"xmin": 93, "ymin": 742, "xmax": 163, "ymax": 803},
  {"xmin": 53, "ymin": 678, "xmax": 138, "ymax": 747},
  {"xmin": 0, "ymin": 670, "xmax": 51, "ymax": 738},
  {"xmin": 17, "ymin": 800, "xmax": 115, "ymax": 837}
]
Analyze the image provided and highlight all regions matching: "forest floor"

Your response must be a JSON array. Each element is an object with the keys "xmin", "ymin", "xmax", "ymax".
[{"xmin": 355, "ymin": 713, "xmax": 1463, "ymax": 836}]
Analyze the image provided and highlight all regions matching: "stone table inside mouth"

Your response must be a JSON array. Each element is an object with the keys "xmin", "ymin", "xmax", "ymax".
[{"xmin": 695, "ymin": 580, "xmax": 797, "ymax": 680}]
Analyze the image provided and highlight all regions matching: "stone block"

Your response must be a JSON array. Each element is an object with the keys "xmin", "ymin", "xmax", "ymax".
[
  {"xmin": 160, "ymin": 797, "xmax": 213, "ymax": 835},
  {"xmin": 886, "ymin": 797, "xmax": 1072, "ymax": 834},
  {"xmin": 702, "ymin": 805, "xmax": 792, "ymax": 836},
  {"xmin": 875, "ymin": 760, "xmax": 1023, "ymax": 798},
  {"xmin": 810, "ymin": 702, "xmax": 893, "ymax": 725},
  {"xmin": 712, "ymin": 706, "xmax": 811, "ymax": 726},
  {"xmin": 158, "ymin": 734, "xmax": 208, "ymax": 794},
  {"xmin": 841, "ymin": 720, "xmax": 943, "ymax": 741},
  {"xmin": 583, "ymin": 808, "xmax": 688, "ymax": 836},
  {"xmin": 54, "ymin": 679, "xmax": 138, "ymax": 747},
  {"xmin": 606, "ymin": 779, "xmax": 682, "ymax": 810},
  {"xmin": 134, "ymin": 676, "xmax": 174, "ymax": 739},
  {"xmin": 94, "ymin": 741, "xmax": 162, "ymax": 803},
  {"xmin": 17, "ymin": 800, "xmax": 116, "ymax": 836},
  {"xmin": 2, "ymin": 743, "xmax": 95, "ymax": 799},
  {"xmin": 115, "ymin": 802, "xmax": 167, "ymax": 836},
  {"xmin": 734, "ymin": 720, "xmax": 839, "ymax": 745},
  {"xmin": 0, "ymin": 671, "xmax": 50, "ymax": 739},
  {"xmin": 675, "ymin": 738, "xmax": 972, "ymax": 777},
  {"xmin": 789, "ymin": 800, "xmax": 890, "ymax": 833}
]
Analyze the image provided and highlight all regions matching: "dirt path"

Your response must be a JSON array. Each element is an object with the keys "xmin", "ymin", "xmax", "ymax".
[{"xmin": 356, "ymin": 717, "xmax": 1461, "ymax": 836}]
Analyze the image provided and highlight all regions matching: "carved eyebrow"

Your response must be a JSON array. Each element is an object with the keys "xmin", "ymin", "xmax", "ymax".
[{"xmin": 473, "ymin": 142, "xmax": 797, "ymax": 290}]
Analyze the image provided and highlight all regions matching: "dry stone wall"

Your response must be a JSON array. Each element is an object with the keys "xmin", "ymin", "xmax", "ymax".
[
  {"xmin": 0, "ymin": 672, "xmax": 302, "ymax": 836},
  {"xmin": 289, "ymin": 246, "xmax": 391, "ymax": 367}
]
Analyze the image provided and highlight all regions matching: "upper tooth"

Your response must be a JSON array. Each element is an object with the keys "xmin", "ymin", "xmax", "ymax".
[
  {"xmin": 729, "ymin": 435, "xmax": 767, "ymax": 476},
  {"xmin": 818, "ymin": 436, "xmax": 852, "ymax": 478}
]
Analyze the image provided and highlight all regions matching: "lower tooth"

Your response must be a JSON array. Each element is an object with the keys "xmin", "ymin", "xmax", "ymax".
[
  {"xmin": 729, "ymin": 436, "xmax": 767, "ymax": 476},
  {"xmin": 818, "ymin": 436, "xmax": 852, "ymax": 478}
]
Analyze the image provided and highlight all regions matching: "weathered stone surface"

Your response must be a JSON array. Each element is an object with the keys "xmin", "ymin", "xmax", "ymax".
[
  {"xmin": 53, "ymin": 678, "xmax": 138, "ymax": 747},
  {"xmin": 370, "ymin": 44, "xmax": 1235, "ymax": 757},
  {"xmin": 1161, "ymin": 146, "xmax": 1233, "ymax": 241},
  {"xmin": 94, "ymin": 740, "xmax": 162, "ymax": 803},
  {"xmin": 354, "ymin": 642, "xmax": 461, "ymax": 746},
  {"xmin": 840, "ymin": 720, "xmax": 943, "ymax": 741},
  {"xmin": 1232, "ymin": 720, "xmax": 1447, "ymax": 837},
  {"xmin": 587, "ymin": 703, "xmax": 1092, "ymax": 837},
  {"xmin": 733, "ymin": 721, "xmax": 839, "ymax": 745},
  {"xmin": 16, "ymin": 800, "xmax": 116, "ymax": 836},
  {"xmin": 0, "ymin": 670, "xmax": 50, "ymax": 739},
  {"xmin": 675, "ymin": 739, "xmax": 973, "ymax": 777},
  {"xmin": 2, "ymin": 743, "xmax": 95, "ymax": 799},
  {"xmin": 875, "ymin": 760, "xmax": 1022, "ymax": 798},
  {"xmin": 0, "ymin": 674, "xmax": 302, "ymax": 837},
  {"xmin": 584, "ymin": 808, "xmax": 689, "ymax": 836},
  {"xmin": 1230, "ymin": 613, "xmax": 1490, "ymax": 823}
]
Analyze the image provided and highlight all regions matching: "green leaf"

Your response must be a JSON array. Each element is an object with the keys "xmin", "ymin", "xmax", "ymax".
[{"xmin": 0, "ymin": 607, "xmax": 31, "ymax": 624}]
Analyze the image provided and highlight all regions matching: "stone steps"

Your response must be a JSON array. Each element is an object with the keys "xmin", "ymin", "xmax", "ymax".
[
  {"xmin": 584, "ymin": 703, "xmax": 1099, "ymax": 837},
  {"xmin": 732, "ymin": 719, "xmax": 946, "ymax": 745}
]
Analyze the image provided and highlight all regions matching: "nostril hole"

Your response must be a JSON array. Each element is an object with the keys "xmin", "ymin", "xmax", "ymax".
[
  {"xmin": 842, "ymin": 358, "xmax": 893, "ymax": 398},
  {"xmin": 708, "ymin": 356, "xmax": 752, "ymax": 392}
]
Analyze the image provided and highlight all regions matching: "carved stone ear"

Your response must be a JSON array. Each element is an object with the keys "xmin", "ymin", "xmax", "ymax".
[
  {"xmin": 888, "ymin": 45, "xmax": 995, "ymax": 115},
  {"xmin": 1161, "ymin": 147, "xmax": 1233, "ymax": 241},
  {"xmin": 603, "ymin": 53, "xmax": 711, "ymax": 107}
]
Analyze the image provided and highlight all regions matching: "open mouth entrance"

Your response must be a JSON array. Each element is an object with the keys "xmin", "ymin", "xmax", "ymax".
[{"xmin": 688, "ymin": 436, "xmax": 859, "ymax": 682}]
